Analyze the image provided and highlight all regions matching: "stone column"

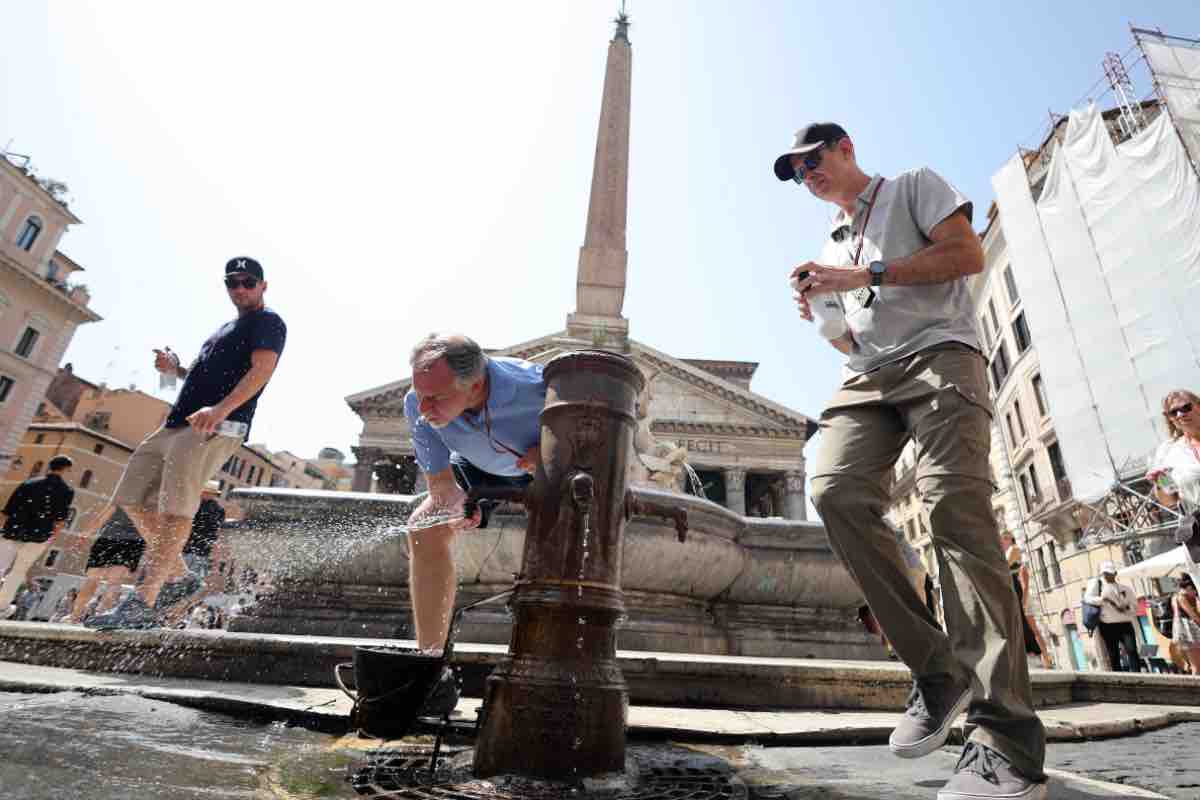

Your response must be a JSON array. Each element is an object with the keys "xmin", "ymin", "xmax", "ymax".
[
  {"xmin": 768, "ymin": 477, "xmax": 787, "ymax": 519},
  {"xmin": 783, "ymin": 469, "xmax": 806, "ymax": 521},
  {"xmin": 724, "ymin": 467, "xmax": 746, "ymax": 516},
  {"xmin": 350, "ymin": 447, "xmax": 381, "ymax": 493}
]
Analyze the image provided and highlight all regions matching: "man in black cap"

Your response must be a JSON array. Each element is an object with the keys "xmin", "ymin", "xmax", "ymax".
[
  {"xmin": 85, "ymin": 257, "xmax": 286, "ymax": 629},
  {"xmin": 0, "ymin": 455, "xmax": 75, "ymax": 617},
  {"xmin": 775, "ymin": 125, "xmax": 1046, "ymax": 800}
]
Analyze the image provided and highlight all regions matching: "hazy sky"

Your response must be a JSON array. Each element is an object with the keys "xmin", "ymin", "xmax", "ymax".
[{"xmin": 1, "ymin": 1, "xmax": 1195, "ymax": 464}]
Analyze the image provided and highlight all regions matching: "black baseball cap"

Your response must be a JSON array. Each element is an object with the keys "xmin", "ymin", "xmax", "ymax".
[
  {"xmin": 225, "ymin": 256, "xmax": 264, "ymax": 280},
  {"xmin": 773, "ymin": 122, "xmax": 849, "ymax": 181}
]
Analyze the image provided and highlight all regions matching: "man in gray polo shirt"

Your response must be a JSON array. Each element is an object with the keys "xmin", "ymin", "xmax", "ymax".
[{"xmin": 775, "ymin": 123, "xmax": 1046, "ymax": 800}]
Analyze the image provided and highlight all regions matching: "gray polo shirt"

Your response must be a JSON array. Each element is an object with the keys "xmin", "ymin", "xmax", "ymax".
[{"xmin": 818, "ymin": 168, "xmax": 979, "ymax": 374}]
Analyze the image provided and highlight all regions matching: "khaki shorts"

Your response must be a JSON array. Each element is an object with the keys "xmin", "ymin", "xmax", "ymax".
[{"xmin": 112, "ymin": 425, "xmax": 242, "ymax": 519}]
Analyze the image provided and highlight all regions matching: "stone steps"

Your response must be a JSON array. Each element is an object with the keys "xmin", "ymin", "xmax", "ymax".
[{"xmin": 2, "ymin": 621, "xmax": 1197, "ymax": 711}]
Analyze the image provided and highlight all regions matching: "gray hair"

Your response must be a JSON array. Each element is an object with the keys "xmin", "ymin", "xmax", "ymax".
[{"xmin": 410, "ymin": 333, "xmax": 488, "ymax": 385}]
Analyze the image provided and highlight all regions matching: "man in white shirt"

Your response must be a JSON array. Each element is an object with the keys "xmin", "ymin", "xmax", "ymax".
[{"xmin": 1083, "ymin": 561, "xmax": 1143, "ymax": 672}]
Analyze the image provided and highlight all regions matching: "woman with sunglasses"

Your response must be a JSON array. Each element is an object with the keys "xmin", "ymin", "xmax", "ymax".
[
  {"xmin": 1147, "ymin": 390, "xmax": 1200, "ymax": 571},
  {"xmin": 1172, "ymin": 573, "xmax": 1200, "ymax": 673}
]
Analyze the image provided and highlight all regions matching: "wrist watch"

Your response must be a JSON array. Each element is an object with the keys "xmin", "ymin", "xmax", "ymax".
[{"xmin": 869, "ymin": 260, "xmax": 888, "ymax": 287}]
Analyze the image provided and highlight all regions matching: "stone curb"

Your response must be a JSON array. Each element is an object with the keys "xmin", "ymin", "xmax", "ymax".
[{"xmin": 3, "ymin": 659, "xmax": 1199, "ymax": 747}]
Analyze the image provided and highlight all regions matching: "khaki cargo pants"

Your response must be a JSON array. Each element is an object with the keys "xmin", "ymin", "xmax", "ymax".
[{"xmin": 810, "ymin": 343, "xmax": 1045, "ymax": 779}]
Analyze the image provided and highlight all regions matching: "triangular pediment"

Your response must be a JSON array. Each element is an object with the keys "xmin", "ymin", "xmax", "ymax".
[{"xmin": 346, "ymin": 332, "xmax": 816, "ymax": 443}]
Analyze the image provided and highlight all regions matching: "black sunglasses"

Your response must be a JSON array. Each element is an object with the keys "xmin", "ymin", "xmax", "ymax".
[
  {"xmin": 224, "ymin": 276, "xmax": 260, "ymax": 290},
  {"xmin": 1169, "ymin": 402, "xmax": 1194, "ymax": 418},
  {"xmin": 791, "ymin": 140, "xmax": 842, "ymax": 184}
]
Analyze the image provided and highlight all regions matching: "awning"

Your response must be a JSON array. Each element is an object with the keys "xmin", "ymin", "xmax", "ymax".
[{"xmin": 1117, "ymin": 545, "xmax": 1193, "ymax": 579}]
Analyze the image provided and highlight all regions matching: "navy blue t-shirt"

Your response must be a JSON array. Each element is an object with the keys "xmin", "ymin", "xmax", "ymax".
[{"xmin": 165, "ymin": 307, "xmax": 286, "ymax": 435}]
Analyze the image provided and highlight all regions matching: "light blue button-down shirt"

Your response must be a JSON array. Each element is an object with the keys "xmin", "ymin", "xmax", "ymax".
[{"xmin": 404, "ymin": 357, "xmax": 546, "ymax": 477}]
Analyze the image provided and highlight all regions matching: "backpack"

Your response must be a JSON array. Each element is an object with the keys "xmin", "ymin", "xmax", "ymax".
[{"xmin": 1081, "ymin": 578, "xmax": 1102, "ymax": 633}]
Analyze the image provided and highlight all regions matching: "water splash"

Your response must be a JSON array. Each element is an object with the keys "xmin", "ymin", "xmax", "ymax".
[{"xmin": 682, "ymin": 463, "xmax": 707, "ymax": 499}]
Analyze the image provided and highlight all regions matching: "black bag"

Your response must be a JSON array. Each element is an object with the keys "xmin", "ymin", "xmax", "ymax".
[{"xmin": 1081, "ymin": 578, "xmax": 1102, "ymax": 634}]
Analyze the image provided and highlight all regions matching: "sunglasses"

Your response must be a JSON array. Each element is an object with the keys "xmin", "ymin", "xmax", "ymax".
[
  {"xmin": 224, "ymin": 276, "xmax": 260, "ymax": 290},
  {"xmin": 791, "ymin": 140, "xmax": 844, "ymax": 184},
  {"xmin": 1168, "ymin": 402, "xmax": 1194, "ymax": 418}
]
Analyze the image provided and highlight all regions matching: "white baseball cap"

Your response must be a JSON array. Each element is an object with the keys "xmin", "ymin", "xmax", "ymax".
[{"xmin": 1099, "ymin": 560, "xmax": 1118, "ymax": 575}]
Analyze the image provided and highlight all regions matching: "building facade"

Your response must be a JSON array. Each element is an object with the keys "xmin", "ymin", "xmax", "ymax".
[
  {"xmin": 967, "ymin": 102, "xmax": 1174, "ymax": 671},
  {"xmin": 0, "ymin": 153, "xmax": 101, "ymax": 466}
]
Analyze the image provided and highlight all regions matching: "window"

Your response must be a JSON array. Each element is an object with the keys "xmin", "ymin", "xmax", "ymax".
[
  {"xmin": 989, "ymin": 342, "xmax": 1010, "ymax": 391},
  {"xmin": 1047, "ymin": 441, "xmax": 1067, "ymax": 482},
  {"xmin": 907, "ymin": 519, "xmax": 917, "ymax": 539},
  {"xmin": 988, "ymin": 299, "xmax": 1000, "ymax": 333},
  {"xmin": 256, "ymin": 470, "xmax": 265, "ymax": 487},
  {"xmin": 1013, "ymin": 400, "xmax": 1027, "ymax": 439},
  {"xmin": 1012, "ymin": 312, "xmax": 1031, "ymax": 354},
  {"xmin": 15, "ymin": 327, "xmax": 40, "ymax": 358},
  {"xmin": 247, "ymin": 465, "xmax": 256, "ymax": 483},
  {"xmin": 1003, "ymin": 265, "xmax": 1020, "ymax": 304},
  {"xmin": 1028, "ymin": 464, "xmax": 1042, "ymax": 503},
  {"xmin": 1032, "ymin": 374, "xmax": 1049, "ymax": 417},
  {"xmin": 86, "ymin": 411, "xmax": 111, "ymax": 431},
  {"xmin": 93, "ymin": 443, "xmax": 104, "ymax": 455},
  {"xmin": 979, "ymin": 314, "xmax": 993, "ymax": 350},
  {"xmin": 44, "ymin": 549, "xmax": 59, "ymax": 568},
  {"xmin": 1006, "ymin": 413, "xmax": 1020, "ymax": 448},
  {"xmin": 35, "ymin": 433, "xmax": 45, "ymax": 444},
  {"xmin": 1019, "ymin": 473, "xmax": 1034, "ymax": 511},
  {"xmin": 36, "ymin": 402, "xmax": 46, "ymax": 416},
  {"xmin": 1046, "ymin": 541, "xmax": 1062, "ymax": 585},
  {"xmin": 15, "ymin": 216, "xmax": 42, "ymax": 251},
  {"xmin": 1033, "ymin": 548, "xmax": 1048, "ymax": 589},
  {"xmin": 80, "ymin": 470, "xmax": 93, "ymax": 489},
  {"xmin": 0, "ymin": 376, "xmax": 13, "ymax": 403}
]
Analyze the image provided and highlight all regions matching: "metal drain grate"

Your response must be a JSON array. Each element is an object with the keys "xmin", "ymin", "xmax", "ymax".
[{"xmin": 350, "ymin": 746, "xmax": 747, "ymax": 800}]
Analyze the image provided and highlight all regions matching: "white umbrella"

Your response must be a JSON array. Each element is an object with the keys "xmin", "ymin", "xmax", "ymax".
[{"xmin": 1117, "ymin": 545, "xmax": 1193, "ymax": 579}]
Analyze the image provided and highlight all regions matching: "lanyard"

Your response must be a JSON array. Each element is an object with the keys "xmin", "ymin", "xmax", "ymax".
[
  {"xmin": 848, "ymin": 178, "xmax": 885, "ymax": 308},
  {"xmin": 850, "ymin": 178, "xmax": 886, "ymax": 266}
]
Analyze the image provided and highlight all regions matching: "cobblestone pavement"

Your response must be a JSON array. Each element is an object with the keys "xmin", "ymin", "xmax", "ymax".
[{"xmin": 1046, "ymin": 721, "xmax": 1200, "ymax": 799}]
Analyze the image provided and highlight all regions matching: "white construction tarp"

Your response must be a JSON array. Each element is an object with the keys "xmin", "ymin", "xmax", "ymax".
[
  {"xmin": 992, "ymin": 104, "xmax": 1200, "ymax": 503},
  {"xmin": 1135, "ymin": 29, "xmax": 1200, "ymax": 168}
]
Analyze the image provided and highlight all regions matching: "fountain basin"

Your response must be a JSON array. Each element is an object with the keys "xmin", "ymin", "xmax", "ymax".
[{"xmin": 223, "ymin": 487, "xmax": 879, "ymax": 660}]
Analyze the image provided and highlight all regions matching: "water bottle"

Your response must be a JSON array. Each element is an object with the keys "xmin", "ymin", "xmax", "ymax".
[
  {"xmin": 158, "ymin": 346, "xmax": 179, "ymax": 391},
  {"xmin": 790, "ymin": 273, "xmax": 847, "ymax": 340}
]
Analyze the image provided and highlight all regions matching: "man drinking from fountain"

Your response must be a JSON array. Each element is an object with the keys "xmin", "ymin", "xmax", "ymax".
[{"xmin": 402, "ymin": 333, "xmax": 546, "ymax": 715}]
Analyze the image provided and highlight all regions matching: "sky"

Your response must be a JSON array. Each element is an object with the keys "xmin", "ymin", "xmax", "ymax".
[{"xmin": 1, "ymin": 1, "xmax": 1196, "ymax": 466}]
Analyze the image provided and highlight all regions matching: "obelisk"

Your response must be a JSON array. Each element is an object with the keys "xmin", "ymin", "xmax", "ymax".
[{"xmin": 565, "ymin": 11, "xmax": 632, "ymax": 351}]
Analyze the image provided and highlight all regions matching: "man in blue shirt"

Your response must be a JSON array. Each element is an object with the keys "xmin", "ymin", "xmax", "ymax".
[
  {"xmin": 85, "ymin": 257, "xmax": 286, "ymax": 630},
  {"xmin": 402, "ymin": 334, "xmax": 545, "ymax": 712}
]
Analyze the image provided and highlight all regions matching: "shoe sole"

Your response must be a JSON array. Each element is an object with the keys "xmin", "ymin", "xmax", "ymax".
[
  {"xmin": 889, "ymin": 688, "xmax": 971, "ymax": 760},
  {"xmin": 937, "ymin": 780, "xmax": 1048, "ymax": 800}
]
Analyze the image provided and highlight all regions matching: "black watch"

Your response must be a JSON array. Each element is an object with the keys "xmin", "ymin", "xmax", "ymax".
[{"xmin": 869, "ymin": 260, "xmax": 888, "ymax": 287}]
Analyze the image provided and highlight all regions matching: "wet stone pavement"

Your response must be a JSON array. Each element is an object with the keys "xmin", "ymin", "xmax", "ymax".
[
  {"xmin": 1, "ymin": 689, "xmax": 1194, "ymax": 799},
  {"xmin": 1044, "ymin": 721, "xmax": 1200, "ymax": 799}
]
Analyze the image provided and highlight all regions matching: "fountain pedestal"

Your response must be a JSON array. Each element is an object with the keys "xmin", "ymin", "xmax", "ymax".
[{"xmin": 470, "ymin": 350, "xmax": 683, "ymax": 782}]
